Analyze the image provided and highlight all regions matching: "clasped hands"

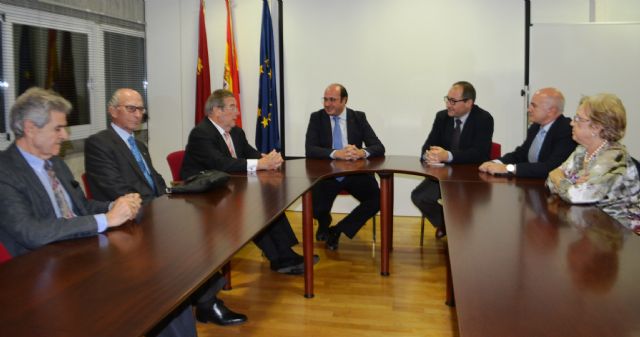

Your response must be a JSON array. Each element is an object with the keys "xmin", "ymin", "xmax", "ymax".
[
  {"xmin": 334, "ymin": 144, "xmax": 366, "ymax": 161},
  {"xmin": 106, "ymin": 193, "xmax": 142, "ymax": 228},
  {"xmin": 257, "ymin": 150, "xmax": 284, "ymax": 170},
  {"xmin": 424, "ymin": 146, "xmax": 449, "ymax": 165}
]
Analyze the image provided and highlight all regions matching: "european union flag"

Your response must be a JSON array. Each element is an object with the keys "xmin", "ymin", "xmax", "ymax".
[{"xmin": 255, "ymin": 0, "xmax": 280, "ymax": 153}]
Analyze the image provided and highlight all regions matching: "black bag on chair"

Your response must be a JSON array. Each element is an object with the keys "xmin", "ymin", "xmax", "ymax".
[{"xmin": 166, "ymin": 170, "xmax": 229, "ymax": 194}]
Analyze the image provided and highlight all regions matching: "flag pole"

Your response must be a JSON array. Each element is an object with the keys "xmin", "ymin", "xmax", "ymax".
[{"xmin": 277, "ymin": 0, "xmax": 286, "ymax": 158}]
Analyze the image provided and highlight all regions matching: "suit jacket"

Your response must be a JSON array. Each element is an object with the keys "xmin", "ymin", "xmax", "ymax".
[
  {"xmin": 500, "ymin": 115, "xmax": 576, "ymax": 178},
  {"xmin": 0, "ymin": 144, "xmax": 110, "ymax": 257},
  {"xmin": 305, "ymin": 108, "xmax": 385, "ymax": 158},
  {"xmin": 421, "ymin": 105, "xmax": 494, "ymax": 164},
  {"xmin": 84, "ymin": 126, "xmax": 167, "ymax": 204},
  {"xmin": 181, "ymin": 119, "xmax": 261, "ymax": 179}
]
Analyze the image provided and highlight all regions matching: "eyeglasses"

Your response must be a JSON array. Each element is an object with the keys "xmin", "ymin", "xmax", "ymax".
[
  {"xmin": 572, "ymin": 115, "xmax": 591, "ymax": 123},
  {"xmin": 118, "ymin": 105, "xmax": 146, "ymax": 114},
  {"xmin": 322, "ymin": 97, "xmax": 340, "ymax": 103},
  {"xmin": 444, "ymin": 96, "xmax": 468, "ymax": 105}
]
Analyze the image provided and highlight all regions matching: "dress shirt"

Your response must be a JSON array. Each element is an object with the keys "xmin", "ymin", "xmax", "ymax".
[
  {"xmin": 329, "ymin": 108, "xmax": 370, "ymax": 159},
  {"xmin": 17, "ymin": 146, "xmax": 107, "ymax": 232},
  {"xmin": 444, "ymin": 112, "xmax": 470, "ymax": 162},
  {"xmin": 209, "ymin": 119, "xmax": 258, "ymax": 171}
]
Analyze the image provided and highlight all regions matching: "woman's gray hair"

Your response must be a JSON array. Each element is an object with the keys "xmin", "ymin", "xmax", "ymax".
[{"xmin": 11, "ymin": 87, "xmax": 71, "ymax": 138}]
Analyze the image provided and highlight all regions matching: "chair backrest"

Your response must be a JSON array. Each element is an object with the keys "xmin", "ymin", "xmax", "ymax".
[
  {"xmin": 632, "ymin": 157, "xmax": 640, "ymax": 175},
  {"xmin": 166, "ymin": 150, "xmax": 186, "ymax": 182},
  {"xmin": 490, "ymin": 142, "xmax": 501, "ymax": 160},
  {"xmin": 81, "ymin": 173, "xmax": 93, "ymax": 200},
  {"xmin": 0, "ymin": 242, "xmax": 12, "ymax": 264}
]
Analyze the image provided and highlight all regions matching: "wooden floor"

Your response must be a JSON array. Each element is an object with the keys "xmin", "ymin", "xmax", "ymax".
[{"xmin": 197, "ymin": 211, "xmax": 459, "ymax": 337}]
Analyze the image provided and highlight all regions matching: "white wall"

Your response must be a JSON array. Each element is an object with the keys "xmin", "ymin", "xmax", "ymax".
[{"xmin": 145, "ymin": 0, "xmax": 640, "ymax": 216}]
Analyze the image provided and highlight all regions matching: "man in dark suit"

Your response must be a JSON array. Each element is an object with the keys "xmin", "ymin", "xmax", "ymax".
[
  {"xmin": 412, "ymin": 81, "xmax": 494, "ymax": 239},
  {"xmin": 182, "ymin": 89, "xmax": 315, "ymax": 275},
  {"xmin": 305, "ymin": 83, "xmax": 385, "ymax": 250},
  {"xmin": 85, "ymin": 88, "xmax": 247, "ymax": 327},
  {"xmin": 0, "ymin": 88, "xmax": 198, "ymax": 337},
  {"xmin": 479, "ymin": 87, "xmax": 576, "ymax": 178}
]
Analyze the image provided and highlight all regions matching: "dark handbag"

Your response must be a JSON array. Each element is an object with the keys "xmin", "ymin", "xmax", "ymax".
[{"xmin": 166, "ymin": 170, "xmax": 229, "ymax": 194}]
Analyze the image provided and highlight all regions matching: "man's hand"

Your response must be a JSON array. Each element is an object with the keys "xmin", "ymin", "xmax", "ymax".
[
  {"xmin": 426, "ymin": 146, "xmax": 449, "ymax": 164},
  {"xmin": 478, "ymin": 161, "xmax": 508, "ymax": 175},
  {"xmin": 257, "ymin": 150, "xmax": 284, "ymax": 170},
  {"xmin": 335, "ymin": 144, "xmax": 366, "ymax": 161},
  {"xmin": 106, "ymin": 193, "xmax": 142, "ymax": 228}
]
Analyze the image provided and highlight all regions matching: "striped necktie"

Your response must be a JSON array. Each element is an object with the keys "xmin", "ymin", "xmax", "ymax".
[
  {"xmin": 128, "ymin": 136, "xmax": 156, "ymax": 193},
  {"xmin": 44, "ymin": 161, "xmax": 75, "ymax": 218}
]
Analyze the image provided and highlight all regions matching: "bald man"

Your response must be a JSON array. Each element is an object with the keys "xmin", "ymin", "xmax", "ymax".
[{"xmin": 479, "ymin": 87, "xmax": 576, "ymax": 178}]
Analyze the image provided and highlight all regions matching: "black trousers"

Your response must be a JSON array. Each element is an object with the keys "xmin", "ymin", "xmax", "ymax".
[
  {"xmin": 411, "ymin": 179, "xmax": 444, "ymax": 228},
  {"xmin": 252, "ymin": 214, "xmax": 299, "ymax": 261},
  {"xmin": 312, "ymin": 173, "xmax": 380, "ymax": 238}
]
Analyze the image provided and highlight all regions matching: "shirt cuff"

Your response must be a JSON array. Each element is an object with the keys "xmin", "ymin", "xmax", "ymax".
[
  {"xmin": 446, "ymin": 151, "xmax": 453, "ymax": 162},
  {"xmin": 247, "ymin": 159, "xmax": 258, "ymax": 172},
  {"xmin": 364, "ymin": 150, "xmax": 370, "ymax": 158},
  {"xmin": 330, "ymin": 150, "xmax": 337, "ymax": 159},
  {"xmin": 95, "ymin": 214, "xmax": 108, "ymax": 232}
]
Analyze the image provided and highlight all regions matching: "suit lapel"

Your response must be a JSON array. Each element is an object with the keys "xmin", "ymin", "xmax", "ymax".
[
  {"xmin": 320, "ymin": 111, "xmax": 333, "ymax": 148},
  {"xmin": 7, "ymin": 145, "xmax": 56, "ymax": 216},
  {"xmin": 107, "ymin": 127, "xmax": 148, "ymax": 185},
  {"xmin": 345, "ymin": 109, "xmax": 355, "ymax": 145}
]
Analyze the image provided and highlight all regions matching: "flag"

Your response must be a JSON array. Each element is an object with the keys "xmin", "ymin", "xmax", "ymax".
[
  {"xmin": 59, "ymin": 31, "xmax": 79, "ymax": 124},
  {"xmin": 255, "ymin": 0, "xmax": 280, "ymax": 153},
  {"xmin": 223, "ymin": 0, "xmax": 242, "ymax": 128},
  {"xmin": 195, "ymin": 0, "xmax": 211, "ymax": 125},
  {"xmin": 18, "ymin": 27, "xmax": 35, "ymax": 95},
  {"xmin": 45, "ymin": 29, "xmax": 59, "ymax": 91}
]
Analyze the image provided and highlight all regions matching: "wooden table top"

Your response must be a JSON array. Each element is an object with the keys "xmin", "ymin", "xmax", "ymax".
[{"xmin": 0, "ymin": 156, "xmax": 636, "ymax": 337}]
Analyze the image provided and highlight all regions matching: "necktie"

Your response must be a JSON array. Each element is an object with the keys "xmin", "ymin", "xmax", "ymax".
[
  {"xmin": 223, "ymin": 132, "xmax": 237, "ymax": 158},
  {"xmin": 128, "ymin": 136, "xmax": 156, "ymax": 192},
  {"xmin": 332, "ymin": 116, "xmax": 343, "ymax": 150},
  {"xmin": 451, "ymin": 118, "xmax": 462, "ymax": 150},
  {"xmin": 44, "ymin": 161, "xmax": 75, "ymax": 219},
  {"xmin": 527, "ymin": 128, "xmax": 547, "ymax": 163},
  {"xmin": 332, "ymin": 116, "xmax": 345, "ymax": 182}
]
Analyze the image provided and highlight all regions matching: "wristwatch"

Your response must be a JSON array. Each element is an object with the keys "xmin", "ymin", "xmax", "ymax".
[{"xmin": 506, "ymin": 164, "xmax": 516, "ymax": 175}]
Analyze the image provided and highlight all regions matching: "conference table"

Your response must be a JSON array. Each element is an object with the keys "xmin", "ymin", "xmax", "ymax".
[{"xmin": 0, "ymin": 156, "xmax": 638, "ymax": 337}]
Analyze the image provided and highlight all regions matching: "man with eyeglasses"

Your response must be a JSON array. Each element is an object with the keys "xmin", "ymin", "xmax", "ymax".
[
  {"xmin": 479, "ymin": 87, "xmax": 575, "ymax": 178},
  {"xmin": 411, "ymin": 81, "xmax": 493, "ymax": 239},
  {"xmin": 181, "ymin": 89, "xmax": 315, "ymax": 275},
  {"xmin": 305, "ymin": 83, "xmax": 385, "ymax": 250},
  {"xmin": 85, "ymin": 88, "xmax": 248, "ymax": 329}
]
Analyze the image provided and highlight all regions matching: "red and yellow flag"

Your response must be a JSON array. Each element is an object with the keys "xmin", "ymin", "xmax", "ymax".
[
  {"xmin": 223, "ymin": 0, "xmax": 242, "ymax": 127},
  {"xmin": 195, "ymin": 0, "xmax": 211, "ymax": 125}
]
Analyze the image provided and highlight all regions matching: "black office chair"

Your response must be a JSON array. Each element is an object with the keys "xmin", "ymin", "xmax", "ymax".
[{"xmin": 632, "ymin": 157, "xmax": 640, "ymax": 175}]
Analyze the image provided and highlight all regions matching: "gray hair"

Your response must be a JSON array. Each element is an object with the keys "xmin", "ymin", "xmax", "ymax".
[
  {"xmin": 204, "ymin": 89, "xmax": 234, "ymax": 116},
  {"xmin": 11, "ymin": 87, "xmax": 71, "ymax": 138}
]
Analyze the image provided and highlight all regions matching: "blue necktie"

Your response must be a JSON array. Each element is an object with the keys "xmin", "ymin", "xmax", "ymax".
[
  {"xmin": 332, "ymin": 116, "xmax": 345, "ymax": 182},
  {"xmin": 128, "ymin": 136, "xmax": 156, "ymax": 193},
  {"xmin": 527, "ymin": 128, "xmax": 547, "ymax": 163},
  {"xmin": 332, "ymin": 116, "xmax": 343, "ymax": 150}
]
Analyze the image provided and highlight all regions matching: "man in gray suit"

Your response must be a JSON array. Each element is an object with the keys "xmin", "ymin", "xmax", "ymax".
[
  {"xmin": 84, "ymin": 88, "xmax": 247, "ymax": 327},
  {"xmin": 0, "ymin": 87, "xmax": 141, "ymax": 256},
  {"xmin": 0, "ymin": 88, "xmax": 196, "ymax": 337}
]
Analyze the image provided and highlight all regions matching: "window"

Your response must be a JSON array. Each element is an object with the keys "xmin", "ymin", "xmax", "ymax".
[
  {"xmin": 14, "ymin": 25, "xmax": 90, "ymax": 126},
  {"xmin": 0, "ymin": 3, "xmax": 145, "ymax": 149}
]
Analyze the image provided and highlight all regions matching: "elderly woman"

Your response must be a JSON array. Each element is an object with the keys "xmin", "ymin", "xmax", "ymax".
[{"xmin": 546, "ymin": 93, "xmax": 640, "ymax": 232}]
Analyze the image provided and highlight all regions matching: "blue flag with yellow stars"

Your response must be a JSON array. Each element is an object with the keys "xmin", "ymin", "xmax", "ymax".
[{"xmin": 255, "ymin": 0, "xmax": 280, "ymax": 153}]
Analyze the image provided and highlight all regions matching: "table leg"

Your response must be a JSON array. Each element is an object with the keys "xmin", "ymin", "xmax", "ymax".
[
  {"xmin": 222, "ymin": 262, "xmax": 232, "ymax": 290},
  {"xmin": 445, "ymin": 242, "xmax": 455, "ymax": 307},
  {"xmin": 302, "ymin": 190, "xmax": 314, "ymax": 298},
  {"xmin": 379, "ymin": 172, "xmax": 393, "ymax": 276}
]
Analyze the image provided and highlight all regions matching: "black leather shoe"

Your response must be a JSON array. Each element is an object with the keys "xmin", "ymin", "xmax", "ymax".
[
  {"xmin": 435, "ymin": 226, "xmax": 447, "ymax": 240},
  {"xmin": 195, "ymin": 300, "xmax": 247, "ymax": 326},
  {"xmin": 316, "ymin": 229, "xmax": 328, "ymax": 241},
  {"xmin": 271, "ymin": 254, "xmax": 320, "ymax": 275},
  {"xmin": 326, "ymin": 227, "xmax": 340, "ymax": 251}
]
